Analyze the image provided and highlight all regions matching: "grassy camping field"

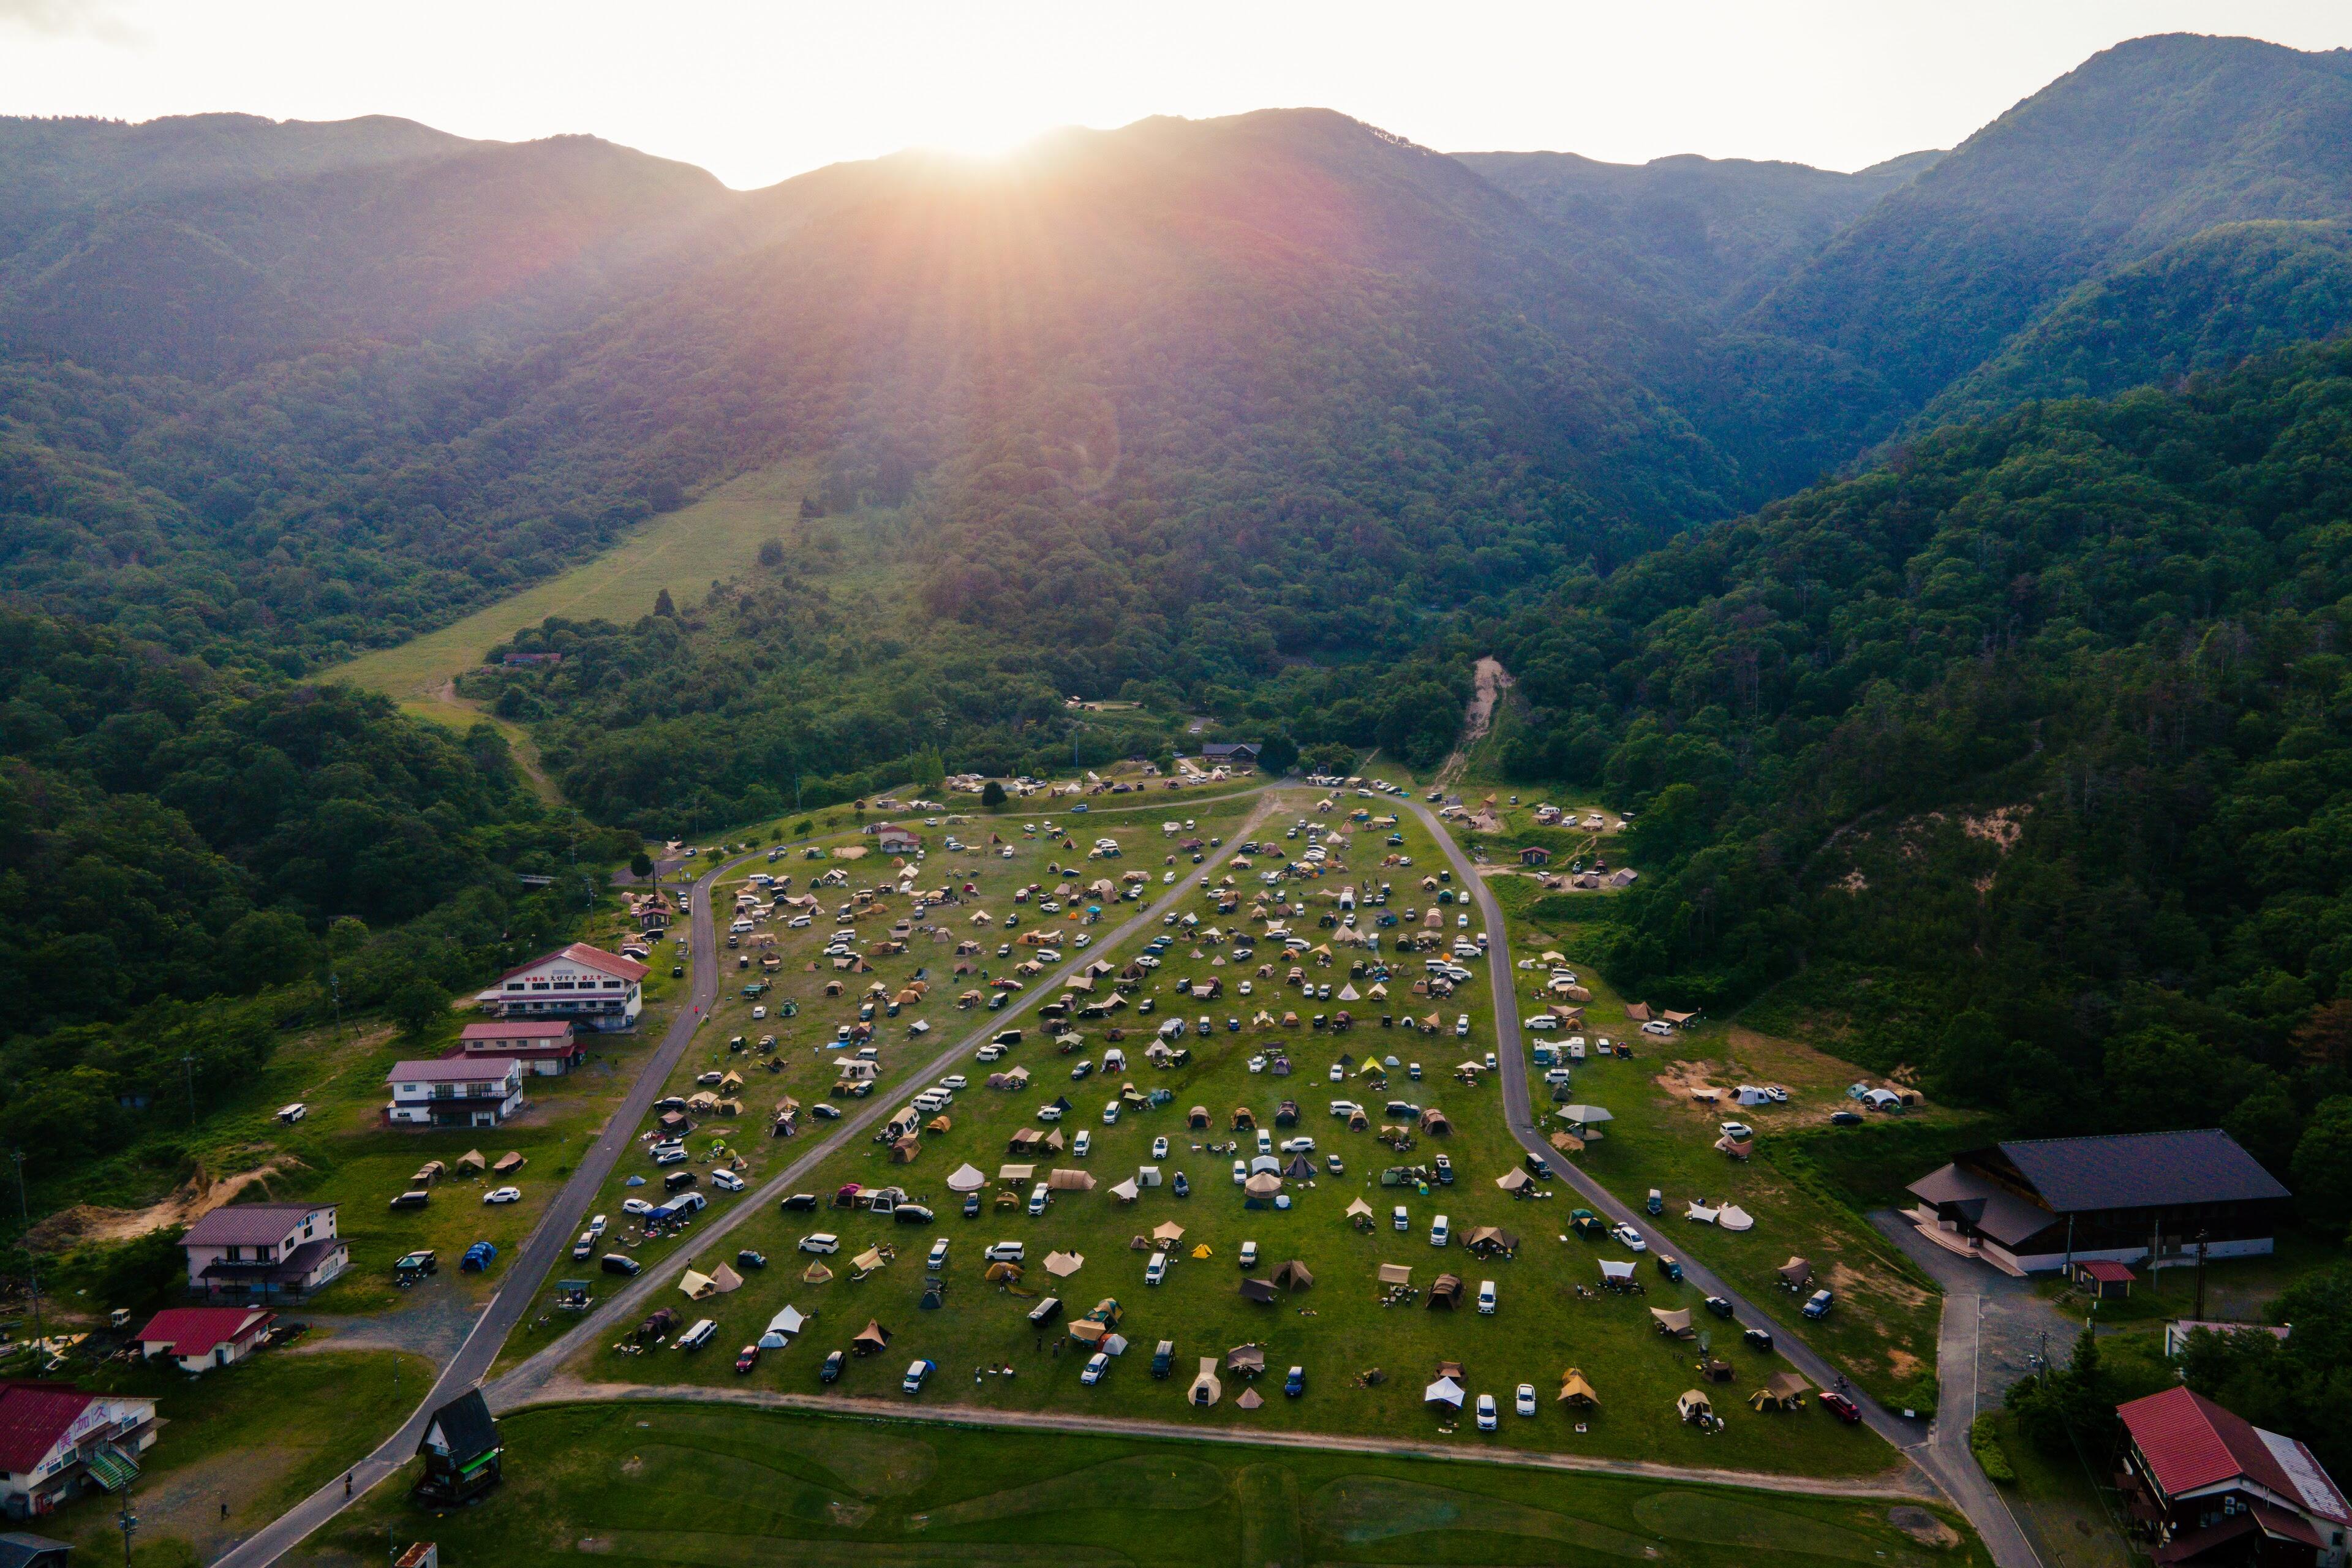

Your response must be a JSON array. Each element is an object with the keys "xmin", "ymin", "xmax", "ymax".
[
  {"xmin": 329, "ymin": 460, "xmax": 819, "ymax": 706},
  {"xmin": 491, "ymin": 790, "xmax": 1276, "ymax": 1373},
  {"xmin": 554, "ymin": 802, "xmax": 1895, "ymax": 1479},
  {"xmin": 292, "ymin": 1400, "xmax": 1983, "ymax": 1568}
]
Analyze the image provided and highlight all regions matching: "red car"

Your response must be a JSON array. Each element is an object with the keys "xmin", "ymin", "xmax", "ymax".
[
  {"xmin": 1820, "ymin": 1390, "xmax": 1861, "ymax": 1424},
  {"xmin": 734, "ymin": 1344, "xmax": 761, "ymax": 1374}
]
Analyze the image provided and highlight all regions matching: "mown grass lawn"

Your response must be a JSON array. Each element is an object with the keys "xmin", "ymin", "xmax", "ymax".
[
  {"xmin": 493, "ymin": 792, "xmax": 1272, "ymax": 1372},
  {"xmin": 296, "ymin": 1400, "xmax": 1983, "ymax": 1568},
  {"xmin": 52, "ymin": 1348, "xmax": 402, "ymax": 1568},
  {"xmin": 557, "ymin": 803, "xmax": 1896, "ymax": 1479}
]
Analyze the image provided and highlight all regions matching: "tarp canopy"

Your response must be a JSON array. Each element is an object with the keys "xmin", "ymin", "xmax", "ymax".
[
  {"xmin": 1153, "ymin": 1221, "xmax": 1186, "ymax": 1243},
  {"xmin": 851, "ymin": 1247, "xmax": 889, "ymax": 1273},
  {"xmin": 1559, "ymin": 1104, "xmax": 1613, "ymax": 1124},
  {"xmin": 1424, "ymin": 1376, "xmax": 1465, "ymax": 1408},
  {"xmin": 1651, "ymin": 1306, "xmax": 1695, "ymax": 1337},
  {"xmin": 1346, "ymin": 1197, "xmax": 1376, "ymax": 1222},
  {"xmin": 1070, "ymin": 1318, "xmax": 1108, "ymax": 1343},
  {"xmin": 1109, "ymin": 1178, "xmax": 1140, "ymax": 1202},
  {"xmin": 1377, "ymin": 1263, "xmax": 1414, "ymax": 1285},
  {"xmin": 946, "ymin": 1163, "xmax": 987, "ymax": 1193},
  {"xmin": 1558, "ymin": 1370, "xmax": 1599, "ymax": 1406},
  {"xmin": 1777, "ymin": 1257, "xmax": 1812, "ymax": 1286},
  {"xmin": 1000, "ymin": 1163, "xmax": 1036, "ymax": 1182},
  {"xmin": 766, "ymin": 1306, "xmax": 807, "ymax": 1336},
  {"xmin": 1272, "ymin": 1259, "xmax": 1314, "ymax": 1291},
  {"xmin": 680, "ymin": 1270, "xmax": 718, "ymax": 1300},
  {"xmin": 1044, "ymin": 1250, "xmax": 1085, "ymax": 1278},
  {"xmin": 1226, "ymin": 1343, "xmax": 1265, "ymax": 1373},
  {"xmin": 1599, "ymin": 1259, "xmax": 1636, "ymax": 1281},
  {"xmin": 1686, "ymin": 1200, "xmax": 1721, "ymax": 1223},
  {"xmin": 984, "ymin": 1261, "xmax": 1023, "ymax": 1282}
]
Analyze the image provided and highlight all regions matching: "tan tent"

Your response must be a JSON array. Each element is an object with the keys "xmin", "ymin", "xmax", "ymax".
[
  {"xmin": 1346, "ymin": 1197, "xmax": 1377, "ymax": 1229},
  {"xmin": 1042, "ymin": 1128, "xmax": 1066, "ymax": 1153},
  {"xmin": 679, "ymin": 1269, "xmax": 719, "ymax": 1300},
  {"xmin": 1236, "ymin": 1387, "xmax": 1264, "ymax": 1409},
  {"xmin": 984, "ymin": 1261, "xmax": 1023, "ymax": 1283},
  {"xmin": 851, "ymin": 1319, "xmax": 892, "ymax": 1354},
  {"xmin": 1048, "ymin": 1168, "xmax": 1097, "ymax": 1192},
  {"xmin": 1225, "ymin": 1343, "xmax": 1265, "ymax": 1374},
  {"xmin": 802, "ymin": 1260, "xmax": 834, "ymax": 1284},
  {"xmin": 999, "ymin": 1163, "xmax": 1037, "ymax": 1183},
  {"xmin": 1558, "ymin": 1369, "xmax": 1599, "ymax": 1406},
  {"xmin": 1651, "ymin": 1306, "xmax": 1696, "ymax": 1338},
  {"xmin": 1376, "ymin": 1262, "xmax": 1414, "ymax": 1286},
  {"xmin": 1153, "ymin": 1221, "xmax": 1186, "ymax": 1244},
  {"xmin": 1069, "ymin": 1318, "xmax": 1109, "ymax": 1344},
  {"xmin": 1188, "ymin": 1358, "xmax": 1221, "ymax": 1407},
  {"xmin": 492, "ymin": 1152, "xmax": 526, "ymax": 1175},
  {"xmin": 1109, "ymin": 1178, "xmax": 1140, "ymax": 1203},
  {"xmin": 1776, "ymin": 1257, "xmax": 1812, "ymax": 1288},
  {"xmin": 1427, "ymin": 1273, "xmax": 1465, "ymax": 1308},
  {"xmin": 1044, "ymin": 1250, "xmax": 1085, "ymax": 1278},
  {"xmin": 1749, "ymin": 1371, "xmax": 1811, "ymax": 1411},
  {"xmin": 926, "ymin": 1114, "xmax": 952, "ymax": 1134},
  {"xmin": 851, "ymin": 1246, "xmax": 889, "ymax": 1274},
  {"xmin": 1243, "ymin": 1172, "xmax": 1283, "ymax": 1197},
  {"xmin": 1676, "ymin": 1389, "xmax": 1714, "ymax": 1423},
  {"xmin": 890, "ymin": 1135, "xmax": 921, "ymax": 1163},
  {"xmin": 1272, "ymin": 1259, "xmax": 1314, "ymax": 1291},
  {"xmin": 456, "ymin": 1149, "xmax": 487, "ymax": 1174},
  {"xmin": 946, "ymin": 1163, "xmax": 987, "ymax": 1193},
  {"xmin": 1494, "ymin": 1167, "xmax": 1532, "ymax": 1193},
  {"xmin": 709, "ymin": 1263, "xmax": 744, "ymax": 1294}
]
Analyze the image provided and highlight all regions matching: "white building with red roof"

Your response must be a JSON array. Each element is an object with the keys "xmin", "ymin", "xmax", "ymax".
[
  {"xmin": 2119, "ymin": 1384, "xmax": 2350, "ymax": 1567},
  {"xmin": 473, "ymin": 943, "xmax": 647, "ymax": 1031},
  {"xmin": 0, "ymin": 1382, "xmax": 157, "ymax": 1517},
  {"xmin": 132, "ymin": 1306, "xmax": 275, "ymax": 1373},
  {"xmin": 449, "ymin": 1019, "xmax": 581, "ymax": 1076}
]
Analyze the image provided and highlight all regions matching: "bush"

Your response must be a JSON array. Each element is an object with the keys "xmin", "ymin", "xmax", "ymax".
[
  {"xmin": 1894, "ymin": 1369, "xmax": 1939, "ymax": 1421},
  {"xmin": 1970, "ymin": 1414, "xmax": 2016, "ymax": 1483}
]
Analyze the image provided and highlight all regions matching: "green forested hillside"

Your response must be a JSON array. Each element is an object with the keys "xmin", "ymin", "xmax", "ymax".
[
  {"xmin": 0, "ymin": 609, "xmax": 629, "ymax": 1156},
  {"xmin": 1496, "ymin": 340, "xmax": 2352, "ymax": 1188},
  {"xmin": 1922, "ymin": 221, "xmax": 2352, "ymax": 422},
  {"xmin": 1750, "ymin": 35, "xmax": 2352, "ymax": 429}
]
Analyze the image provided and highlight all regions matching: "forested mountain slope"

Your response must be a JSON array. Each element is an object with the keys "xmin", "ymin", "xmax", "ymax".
[
  {"xmin": 1749, "ymin": 35, "xmax": 2352, "ymax": 434},
  {"xmin": 1456, "ymin": 148, "xmax": 1939, "ymax": 320},
  {"xmin": 1494, "ymin": 340, "xmax": 2352, "ymax": 1188}
]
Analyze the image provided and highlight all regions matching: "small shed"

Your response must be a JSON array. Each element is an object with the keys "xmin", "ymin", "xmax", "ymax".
[{"xmin": 412, "ymin": 1390, "xmax": 502, "ymax": 1506}]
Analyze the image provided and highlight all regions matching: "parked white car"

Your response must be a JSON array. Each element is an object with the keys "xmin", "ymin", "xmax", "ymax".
[{"xmin": 483, "ymin": 1186, "xmax": 522, "ymax": 1205}]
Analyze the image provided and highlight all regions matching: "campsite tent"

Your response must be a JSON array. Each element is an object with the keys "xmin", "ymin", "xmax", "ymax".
[
  {"xmin": 1238, "ymin": 1278, "xmax": 1278, "ymax": 1305},
  {"xmin": 1236, "ymin": 1387, "xmax": 1264, "ymax": 1409},
  {"xmin": 1226, "ymin": 1343, "xmax": 1265, "ymax": 1375},
  {"xmin": 1424, "ymin": 1376, "xmax": 1466, "ymax": 1410},
  {"xmin": 1188, "ymin": 1359, "xmax": 1221, "ymax": 1406},
  {"xmin": 1272, "ymin": 1259, "xmax": 1314, "ymax": 1291},
  {"xmin": 1109, "ymin": 1178, "xmax": 1140, "ymax": 1202},
  {"xmin": 1346, "ymin": 1197, "xmax": 1377, "ymax": 1230},
  {"xmin": 851, "ymin": 1320, "xmax": 892, "ymax": 1355},
  {"xmin": 1152, "ymin": 1221, "xmax": 1185, "ymax": 1245},
  {"xmin": 946, "ymin": 1163, "xmax": 987, "ymax": 1193},
  {"xmin": 456, "ymin": 1150, "xmax": 487, "ymax": 1174},
  {"xmin": 1776, "ymin": 1257, "xmax": 1813, "ymax": 1288},
  {"xmin": 709, "ymin": 1263, "xmax": 744, "ymax": 1294},
  {"xmin": 680, "ymin": 1270, "xmax": 719, "ymax": 1300},
  {"xmin": 1427, "ymin": 1273, "xmax": 1464, "ymax": 1309},
  {"xmin": 1651, "ymin": 1306, "xmax": 1696, "ymax": 1338},
  {"xmin": 984, "ymin": 1261, "xmax": 1023, "ymax": 1283},
  {"xmin": 802, "ymin": 1261, "xmax": 834, "ymax": 1284},
  {"xmin": 1048, "ymin": 1169, "xmax": 1097, "ymax": 1192},
  {"xmin": 1377, "ymin": 1263, "xmax": 1414, "ymax": 1286},
  {"xmin": 1044, "ymin": 1251, "xmax": 1085, "ymax": 1278},
  {"xmin": 1676, "ymin": 1389, "xmax": 1714, "ymax": 1423},
  {"xmin": 1686, "ymin": 1199, "xmax": 1721, "ymax": 1223},
  {"xmin": 1558, "ymin": 1369, "xmax": 1599, "ymax": 1406},
  {"xmin": 1494, "ymin": 1167, "xmax": 1533, "ymax": 1193},
  {"xmin": 1718, "ymin": 1204, "xmax": 1754, "ymax": 1232},
  {"xmin": 851, "ymin": 1246, "xmax": 889, "ymax": 1275},
  {"xmin": 1243, "ymin": 1172, "xmax": 1284, "ymax": 1197},
  {"xmin": 1283, "ymin": 1155, "xmax": 1315, "ymax": 1180},
  {"xmin": 1599, "ymin": 1259, "xmax": 1637, "ymax": 1284},
  {"xmin": 1750, "ymin": 1371, "xmax": 1811, "ymax": 1411}
]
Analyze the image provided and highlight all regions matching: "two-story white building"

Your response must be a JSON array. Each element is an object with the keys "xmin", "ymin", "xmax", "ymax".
[
  {"xmin": 385, "ymin": 1057, "xmax": 526, "ymax": 1128},
  {"xmin": 451, "ymin": 1019, "xmax": 581, "ymax": 1076},
  {"xmin": 473, "ymin": 943, "xmax": 647, "ymax": 1031},
  {"xmin": 0, "ymin": 1382, "xmax": 158, "ymax": 1517},
  {"xmin": 178, "ymin": 1202, "xmax": 347, "ymax": 1303}
]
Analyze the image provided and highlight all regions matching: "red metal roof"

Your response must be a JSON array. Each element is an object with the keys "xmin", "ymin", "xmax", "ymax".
[
  {"xmin": 182, "ymin": 1202, "xmax": 328, "ymax": 1248},
  {"xmin": 2121, "ymin": 1386, "xmax": 2313, "ymax": 1509},
  {"xmin": 459, "ymin": 1020, "xmax": 573, "ymax": 1041},
  {"xmin": 2076, "ymin": 1259, "xmax": 2137, "ymax": 1282},
  {"xmin": 487, "ymin": 943, "xmax": 649, "ymax": 987},
  {"xmin": 135, "ymin": 1307, "xmax": 274, "ymax": 1358},
  {"xmin": 0, "ymin": 1382, "xmax": 96, "ymax": 1473}
]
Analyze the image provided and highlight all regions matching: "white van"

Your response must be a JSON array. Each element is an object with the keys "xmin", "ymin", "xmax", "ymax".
[
  {"xmin": 1430, "ymin": 1215, "xmax": 1450, "ymax": 1248},
  {"xmin": 677, "ymin": 1319, "xmax": 718, "ymax": 1351},
  {"xmin": 1477, "ymin": 1280, "xmax": 1498, "ymax": 1314},
  {"xmin": 1102, "ymin": 1101, "xmax": 1120, "ymax": 1125}
]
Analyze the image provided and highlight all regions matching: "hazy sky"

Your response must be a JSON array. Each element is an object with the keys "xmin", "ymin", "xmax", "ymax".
[{"xmin": 4, "ymin": 1, "xmax": 2348, "ymax": 189}]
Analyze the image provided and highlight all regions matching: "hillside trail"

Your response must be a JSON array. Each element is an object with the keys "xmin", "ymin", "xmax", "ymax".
[
  {"xmin": 434, "ymin": 676, "xmax": 559, "ymax": 801},
  {"xmin": 1435, "ymin": 656, "xmax": 1512, "ymax": 790}
]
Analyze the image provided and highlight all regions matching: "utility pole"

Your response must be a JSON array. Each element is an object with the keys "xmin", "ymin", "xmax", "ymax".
[
  {"xmin": 116, "ymin": 1491, "xmax": 137, "ymax": 1567},
  {"xmin": 181, "ymin": 1050, "xmax": 197, "ymax": 1127},
  {"xmin": 328, "ymin": 970, "xmax": 348, "ymax": 1047},
  {"xmin": 12, "ymin": 1150, "xmax": 41, "ymax": 1352},
  {"xmin": 2193, "ymin": 1229, "xmax": 2210, "ymax": 1321}
]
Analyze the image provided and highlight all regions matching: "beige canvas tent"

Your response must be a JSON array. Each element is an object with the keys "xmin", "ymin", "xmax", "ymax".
[
  {"xmin": 1494, "ymin": 1167, "xmax": 1533, "ymax": 1193},
  {"xmin": 999, "ymin": 1163, "xmax": 1037, "ymax": 1183},
  {"xmin": 1109, "ymin": 1178, "xmax": 1140, "ymax": 1203},
  {"xmin": 1272, "ymin": 1259, "xmax": 1314, "ymax": 1291},
  {"xmin": 1188, "ymin": 1358, "xmax": 1221, "ymax": 1406},
  {"xmin": 492, "ymin": 1152, "xmax": 526, "ymax": 1175},
  {"xmin": 1225, "ymin": 1343, "xmax": 1265, "ymax": 1374},
  {"xmin": 1243, "ymin": 1172, "xmax": 1283, "ymax": 1197},
  {"xmin": 456, "ymin": 1149, "xmax": 487, "ymax": 1174},
  {"xmin": 983, "ymin": 1261, "xmax": 1023, "ymax": 1283},
  {"xmin": 1347, "ymin": 1196, "xmax": 1377, "ymax": 1230},
  {"xmin": 851, "ymin": 1246, "xmax": 890, "ymax": 1275},
  {"xmin": 1048, "ymin": 1168, "xmax": 1097, "ymax": 1192},
  {"xmin": 851, "ymin": 1319, "xmax": 892, "ymax": 1355},
  {"xmin": 1376, "ymin": 1263, "xmax": 1414, "ymax": 1286},
  {"xmin": 1044, "ymin": 1250, "xmax": 1085, "ymax": 1278},
  {"xmin": 1558, "ymin": 1369, "xmax": 1599, "ymax": 1406},
  {"xmin": 708, "ymin": 1263, "xmax": 744, "ymax": 1294},
  {"xmin": 1676, "ymin": 1388, "xmax": 1714, "ymax": 1423},
  {"xmin": 946, "ymin": 1163, "xmax": 987, "ymax": 1193},
  {"xmin": 1776, "ymin": 1257, "xmax": 1813, "ymax": 1288},
  {"xmin": 680, "ymin": 1269, "xmax": 719, "ymax": 1300},
  {"xmin": 1235, "ymin": 1387, "xmax": 1264, "ymax": 1409},
  {"xmin": 802, "ymin": 1260, "xmax": 834, "ymax": 1284},
  {"xmin": 1750, "ymin": 1371, "xmax": 1811, "ymax": 1411},
  {"xmin": 1651, "ymin": 1306, "xmax": 1696, "ymax": 1339}
]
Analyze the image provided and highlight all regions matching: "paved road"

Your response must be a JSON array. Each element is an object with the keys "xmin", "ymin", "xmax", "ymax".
[
  {"xmin": 209, "ymin": 843, "xmax": 772, "ymax": 1567},
  {"xmin": 1405, "ymin": 796, "xmax": 2041, "ymax": 1568},
  {"xmin": 489, "ymin": 791, "xmax": 1287, "ymax": 1405},
  {"xmin": 511, "ymin": 1372, "xmax": 1942, "ymax": 1499}
]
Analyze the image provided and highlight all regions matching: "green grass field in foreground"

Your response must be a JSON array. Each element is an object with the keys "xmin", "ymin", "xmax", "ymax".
[
  {"xmin": 330, "ymin": 458, "xmax": 816, "ymax": 703},
  {"xmin": 295, "ymin": 1401, "xmax": 1983, "ymax": 1568}
]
